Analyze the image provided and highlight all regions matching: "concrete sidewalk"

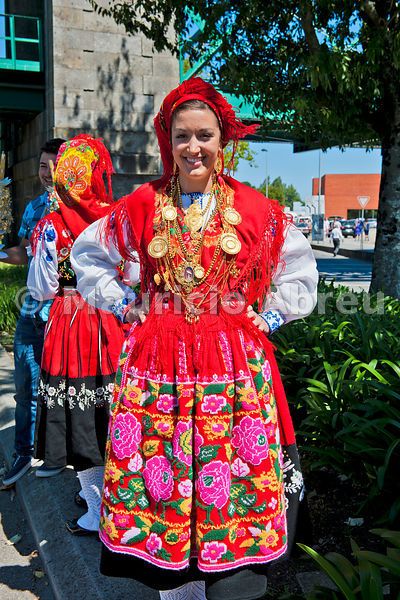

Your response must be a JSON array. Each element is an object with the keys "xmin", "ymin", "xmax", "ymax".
[{"xmin": 0, "ymin": 346, "xmax": 158, "ymax": 600}]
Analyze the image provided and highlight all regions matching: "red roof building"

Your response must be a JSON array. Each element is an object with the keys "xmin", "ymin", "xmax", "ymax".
[{"xmin": 312, "ymin": 174, "xmax": 379, "ymax": 219}]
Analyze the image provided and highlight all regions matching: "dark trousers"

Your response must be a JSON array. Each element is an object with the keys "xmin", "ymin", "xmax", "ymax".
[{"xmin": 333, "ymin": 238, "xmax": 340, "ymax": 256}]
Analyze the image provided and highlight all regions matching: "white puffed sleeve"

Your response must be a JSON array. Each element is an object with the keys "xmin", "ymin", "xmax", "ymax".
[
  {"xmin": 71, "ymin": 218, "xmax": 139, "ymax": 319},
  {"xmin": 27, "ymin": 222, "xmax": 60, "ymax": 300},
  {"xmin": 261, "ymin": 223, "xmax": 318, "ymax": 330}
]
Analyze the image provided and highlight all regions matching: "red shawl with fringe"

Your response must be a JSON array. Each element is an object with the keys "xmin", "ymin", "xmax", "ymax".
[{"xmin": 103, "ymin": 176, "xmax": 295, "ymax": 445}]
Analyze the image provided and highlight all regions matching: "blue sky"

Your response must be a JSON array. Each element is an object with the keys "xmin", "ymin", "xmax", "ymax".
[{"xmin": 236, "ymin": 143, "xmax": 382, "ymax": 201}]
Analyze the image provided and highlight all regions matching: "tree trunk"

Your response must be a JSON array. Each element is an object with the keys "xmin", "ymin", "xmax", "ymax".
[{"xmin": 370, "ymin": 108, "xmax": 400, "ymax": 298}]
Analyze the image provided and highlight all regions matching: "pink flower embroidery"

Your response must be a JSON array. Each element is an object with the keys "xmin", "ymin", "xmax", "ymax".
[
  {"xmin": 232, "ymin": 416, "xmax": 269, "ymax": 465},
  {"xmin": 111, "ymin": 412, "xmax": 141, "ymax": 460},
  {"xmin": 198, "ymin": 461, "xmax": 230, "ymax": 509},
  {"xmin": 231, "ymin": 457, "xmax": 250, "ymax": 477},
  {"xmin": 194, "ymin": 425, "xmax": 204, "ymax": 456},
  {"xmin": 127, "ymin": 453, "xmax": 143, "ymax": 472},
  {"xmin": 146, "ymin": 532, "xmax": 162, "ymax": 556},
  {"xmin": 114, "ymin": 514, "xmax": 131, "ymax": 528},
  {"xmin": 202, "ymin": 394, "xmax": 226, "ymax": 414},
  {"xmin": 262, "ymin": 359, "xmax": 272, "ymax": 381},
  {"xmin": 143, "ymin": 455, "xmax": 174, "ymax": 501},
  {"xmin": 156, "ymin": 394, "xmax": 176, "ymax": 413},
  {"xmin": 273, "ymin": 514, "xmax": 285, "ymax": 530},
  {"xmin": 178, "ymin": 479, "xmax": 193, "ymax": 498},
  {"xmin": 172, "ymin": 421, "xmax": 192, "ymax": 466},
  {"xmin": 201, "ymin": 541, "xmax": 227, "ymax": 563}
]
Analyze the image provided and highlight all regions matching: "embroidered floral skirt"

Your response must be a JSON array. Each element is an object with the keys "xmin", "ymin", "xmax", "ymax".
[
  {"xmin": 34, "ymin": 292, "xmax": 127, "ymax": 471},
  {"xmin": 99, "ymin": 312, "xmax": 304, "ymax": 586}
]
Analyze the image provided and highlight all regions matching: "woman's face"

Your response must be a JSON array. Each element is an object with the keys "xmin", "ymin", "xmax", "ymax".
[{"xmin": 171, "ymin": 107, "xmax": 221, "ymax": 193}]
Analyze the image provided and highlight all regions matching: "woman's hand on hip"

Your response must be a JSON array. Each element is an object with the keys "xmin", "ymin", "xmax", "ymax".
[{"xmin": 247, "ymin": 305, "xmax": 269, "ymax": 334}]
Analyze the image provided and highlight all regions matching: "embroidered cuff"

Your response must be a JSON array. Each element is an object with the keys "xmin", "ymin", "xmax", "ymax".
[
  {"xmin": 260, "ymin": 309, "xmax": 286, "ymax": 333},
  {"xmin": 111, "ymin": 292, "xmax": 137, "ymax": 323}
]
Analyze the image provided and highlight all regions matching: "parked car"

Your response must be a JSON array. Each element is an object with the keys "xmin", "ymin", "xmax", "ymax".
[
  {"xmin": 340, "ymin": 219, "xmax": 356, "ymax": 238},
  {"xmin": 296, "ymin": 221, "xmax": 311, "ymax": 237}
]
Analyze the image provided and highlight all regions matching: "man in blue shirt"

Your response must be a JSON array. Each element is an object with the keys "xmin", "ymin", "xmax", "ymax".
[{"xmin": 2, "ymin": 138, "xmax": 65, "ymax": 486}]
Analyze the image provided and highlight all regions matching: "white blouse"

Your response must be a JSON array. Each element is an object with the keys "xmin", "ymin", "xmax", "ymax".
[
  {"xmin": 71, "ymin": 210, "xmax": 318, "ymax": 329},
  {"xmin": 27, "ymin": 220, "xmax": 138, "ymax": 307}
]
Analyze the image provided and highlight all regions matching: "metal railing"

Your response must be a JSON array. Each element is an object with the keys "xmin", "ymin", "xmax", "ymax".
[{"xmin": 0, "ymin": 13, "xmax": 42, "ymax": 72}]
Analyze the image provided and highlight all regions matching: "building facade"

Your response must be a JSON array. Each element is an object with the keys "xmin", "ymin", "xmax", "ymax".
[
  {"xmin": 312, "ymin": 174, "xmax": 379, "ymax": 219},
  {"xmin": 0, "ymin": 0, "xmax": 179, "ymax": 229}
]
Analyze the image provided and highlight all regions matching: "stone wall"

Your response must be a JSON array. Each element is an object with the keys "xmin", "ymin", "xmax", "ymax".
[
  {"xmin": 10, "ymin": 0, "xmax": 179, "ymax": 228},
  {"xmin": 51, "ymin": 0, "xmax": 179, "ymax": 198}
]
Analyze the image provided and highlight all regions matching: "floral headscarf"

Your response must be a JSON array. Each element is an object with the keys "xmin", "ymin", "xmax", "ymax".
[{"xmin": 51, "ymin": 134, "xmax": 114, "ymax": 239}]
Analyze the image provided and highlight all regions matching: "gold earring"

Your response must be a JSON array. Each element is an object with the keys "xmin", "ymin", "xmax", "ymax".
[
  {"xmin": 215, "ymin": 150, "xmax": 224, "ymax": 175},
  {"xmin": 173, "ymin": 161, "xmax": 179, "ymax": 176}
]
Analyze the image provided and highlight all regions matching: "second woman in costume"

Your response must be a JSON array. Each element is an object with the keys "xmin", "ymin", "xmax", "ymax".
[{"xmin": 27, "ymin": 135, "xmax": 131, "ymax": 535}]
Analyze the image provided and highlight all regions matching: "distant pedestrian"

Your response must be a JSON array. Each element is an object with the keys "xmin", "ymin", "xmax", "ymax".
[
  {"xmin": 355, "ymin": 220, "xmax": 363, "ymax": 239},
  {"xmin": 331, "ymin": 222, "xmax": 343, "ymax": 256},
  {"xmin": 364, "ymin": 221, "xmax": 370, "ymax": 240}
]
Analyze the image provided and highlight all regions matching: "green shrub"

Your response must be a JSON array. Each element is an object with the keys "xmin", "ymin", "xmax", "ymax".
[
  {"xmin": 0, "ymin": 264, "xmax": 27, "ymax": 333},
  {"xmin": 275, "ymin": 282, "xmax": 400, "ymax": 524},
  {"xmin": 298, "ymin": 529, "xmax": 400, "ymax": 599}
]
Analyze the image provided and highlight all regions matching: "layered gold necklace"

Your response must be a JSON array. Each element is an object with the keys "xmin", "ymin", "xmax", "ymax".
[{"xmin": 148, "ymin": 174, "xmax": 243, "ymax": 322}]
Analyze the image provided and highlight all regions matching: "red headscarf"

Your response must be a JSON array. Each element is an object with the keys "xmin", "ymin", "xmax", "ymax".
[
  {"xmin": 154, "ymin": 77, "xmax": 259, "ymax": 185},
  {"xmin": 52, "ymin": 134, "xmax": 114, "ymax": 239}
]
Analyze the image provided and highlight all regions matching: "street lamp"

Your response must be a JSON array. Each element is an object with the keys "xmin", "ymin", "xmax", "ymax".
[{"xmin": 261, "ymin": 148, "xmax": 268, "ymax": 197}]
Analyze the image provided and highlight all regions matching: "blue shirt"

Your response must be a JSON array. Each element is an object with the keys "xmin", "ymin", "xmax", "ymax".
[{"xmin": 18, "ymin": 192, "xmax": 53, "ymax": 321}]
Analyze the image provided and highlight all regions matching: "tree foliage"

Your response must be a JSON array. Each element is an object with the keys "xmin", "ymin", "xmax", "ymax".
[
  {"xmin": 89, "ymin": 1, "xmax": 399, "ymax": 147},
  {"xmin": 89, "ymin": 0, "xmax": 400, "ymax": 296},
  {"xmin": 241, "ymin": 176, "xmax": 302, "ymax": 209},
  {"xmin": 224, "ymin": 141, "xmax": 256, "ymax": 174}
]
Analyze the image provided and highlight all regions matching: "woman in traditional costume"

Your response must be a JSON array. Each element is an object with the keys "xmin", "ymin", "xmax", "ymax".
[
  {"xmin": 27, "ymin": 135, "xmax": 129, "ymax": 535},
  {"xmin": 71, "ymin": 79, "xmax": 318, "ymax": 599}
]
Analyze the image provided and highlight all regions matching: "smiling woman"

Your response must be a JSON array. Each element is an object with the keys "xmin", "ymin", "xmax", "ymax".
[
  {"xmin": 71, "ymin": 77, "xmax": 319, "ymax": 600},
  {"xmin": 171, "ymin": 102, "xmax": 221, "ymax": 193}
]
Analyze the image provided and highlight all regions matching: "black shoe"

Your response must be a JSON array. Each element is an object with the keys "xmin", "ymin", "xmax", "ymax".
[
  {"xmin": 74, "ymin": 491, "xmax": 88, "ymax": 510},
  {"xmin": 65, "ymin": 518, "xmax": 96, "ymax": 536},
  {"xmin": 2, "ymin": 455, "xmax": 32, "ymax": 486}
]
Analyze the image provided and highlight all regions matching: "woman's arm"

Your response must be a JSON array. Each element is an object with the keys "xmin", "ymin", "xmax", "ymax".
[
  {"xmin": 259, "ymin": 223, "xmax": 319, "ymax": 332},
  {"xmin": 71, "ymin": 218, "xmax": 139, "ymax": 320},
  {"xmin": 27, "ymin": 221, "xmax": 60, "ymax": 300}
]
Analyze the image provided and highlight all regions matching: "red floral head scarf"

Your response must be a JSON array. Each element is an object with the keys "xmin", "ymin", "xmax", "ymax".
[
  {"xmin": 51, "ymin": 134, "xmax": 114, "ymax": 239},
  {"xmin": 154, "ymin": 77, "xmax": 259, "ymax": 184}
]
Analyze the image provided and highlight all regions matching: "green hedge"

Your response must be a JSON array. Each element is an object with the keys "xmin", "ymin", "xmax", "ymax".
[
  {"xmin": 275, "ymin": 281, "xmax": 400, "ymax": 524},
  {"xmin": 0, "ymin": 264, "xmax": 27, "ymax": 334}
]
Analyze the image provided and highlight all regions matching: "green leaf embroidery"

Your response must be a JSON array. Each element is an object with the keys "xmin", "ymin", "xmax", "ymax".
[
  {"xmin": 253, "ymin": 502, "xmax": 267, "ymax": 514},
  {"xmin": 151, "ymin": 522, "xmax": 168, "ymax": 534},
  {"xmin": 230, "ymin": 483, "xmax": 247, "ymax": 499},
  {"xmin": 134, "ymin": 515, "xmax": 150, "ymax": 529},
  {"xmin": 198, "ymin": 445, "xmax": 220, "ymax": 463},
  {"xmin": 239, "ymin": 493, "xmax": 257, "ymax": 508},
  {"xmin": 128, "ymin": 478, "xmax": 145, "ymax": 493},
  {"xmin": 126, "ymin": 530, "xmax": 147, "ymax": 544},
  {"xmin": 163, "ymin": 441, "xmax": 173, "ymax": 459},
  {"xmin": 157, "ymin": 547, "xmax": 172, "ymax": 561},
  {"xmin": 136, "ymin": 494, "xmax": 150, "ymax": 509},
  {"xmin": 245, "ymin": 544, "xmax": 260, "ymax": 557},
  {"xmin": 117, "ymin": 486, "xmax": 134, "ymax": 502},
  {"xmin": 203, "ymin": 383, "xmax": 227, "ymax": 394},
  {"xmin": 222, "ymin": 549, "xmax": 235, "ymax": 561},
  {"xmin": 202, "ymin": 528, "xmax": 229, "ymax": 542}
]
